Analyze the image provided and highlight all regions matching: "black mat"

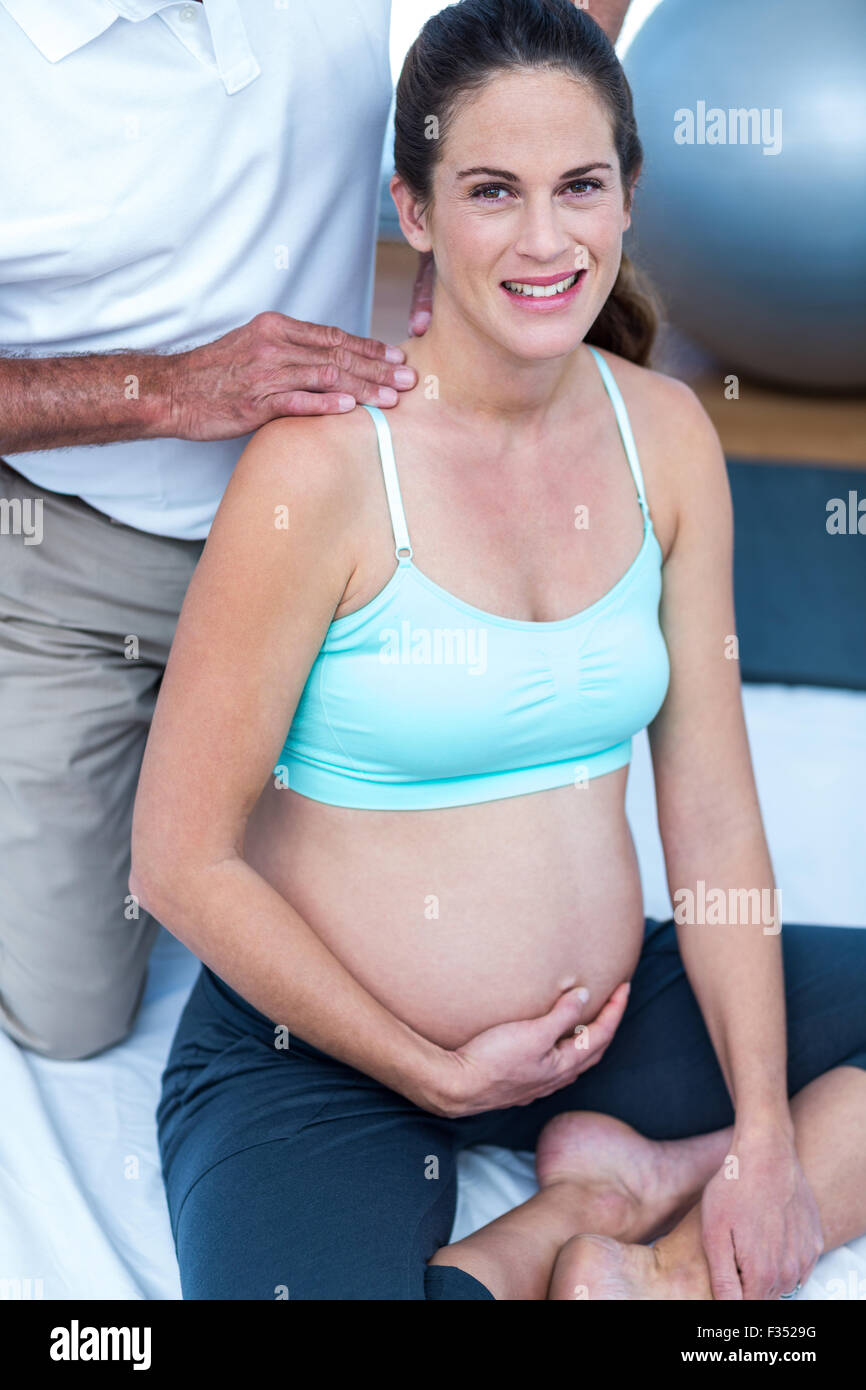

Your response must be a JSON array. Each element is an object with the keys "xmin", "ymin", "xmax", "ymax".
[{"xmin": 727, "ymin": 460, "xmax": 866, "ymax": 690}]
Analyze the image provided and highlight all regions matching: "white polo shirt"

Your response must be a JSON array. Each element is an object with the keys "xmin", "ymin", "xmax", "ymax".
[{"xmin": 0, "ymin": 0, "xmax": 393, "ymax": 538}]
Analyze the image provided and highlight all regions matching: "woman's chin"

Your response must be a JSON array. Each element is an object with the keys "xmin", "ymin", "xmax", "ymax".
[{"xmin": 493, "ymin": 320, "xmax": 590, "ymax": 362}]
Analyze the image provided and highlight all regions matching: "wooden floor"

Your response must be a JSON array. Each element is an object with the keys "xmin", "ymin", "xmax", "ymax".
[{"xmin": 372, "ymin": 241, "xmax": 866, "ymax": 468}]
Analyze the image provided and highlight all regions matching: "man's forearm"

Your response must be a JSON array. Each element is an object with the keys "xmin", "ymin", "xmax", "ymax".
[
  {"xmin": 586, "ymin": 0, "xmax": 632, "ymax": 43},
  {"xmin": 0, "ymin": 351, "xmax": 174, "ymax": 454}
]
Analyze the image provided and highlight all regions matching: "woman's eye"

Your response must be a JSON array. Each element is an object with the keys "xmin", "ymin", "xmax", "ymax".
[
  {"xmin": 471, "ymin": 184, "xmax": 511, "ymax": 202},
  {"xmin": 566, "ymin": 179, "xmax": 603, "ymax": 196},
  {"xmin": 470, "ymin": 179, "xmax": 603, "ymax": 202}
]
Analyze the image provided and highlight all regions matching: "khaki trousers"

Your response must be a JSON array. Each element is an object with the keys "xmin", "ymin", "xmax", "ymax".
[{"xmin": 0, "ymin": 458, "xmax": 204, "ymax": 1058}]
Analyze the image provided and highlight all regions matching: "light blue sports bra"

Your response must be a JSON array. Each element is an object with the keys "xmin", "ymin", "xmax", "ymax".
[{"xmin": 274, "ymin": 345, "xmax": 670, "ymax": 809}]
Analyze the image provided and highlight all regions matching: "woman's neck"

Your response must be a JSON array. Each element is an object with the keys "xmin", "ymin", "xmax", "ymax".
[{"xmin": 401, "ymin": 292, "xmax": 587, "ymax": 435}]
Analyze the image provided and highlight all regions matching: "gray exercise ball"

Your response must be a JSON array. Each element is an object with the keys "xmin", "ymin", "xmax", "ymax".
[{"xmin": 623, "ymin": 0, "xmax": 866, "ymax": 390}]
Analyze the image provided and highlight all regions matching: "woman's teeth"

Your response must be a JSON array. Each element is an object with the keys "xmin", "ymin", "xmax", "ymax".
[{"xmin": 502, "ymin": 271, "xmax": 581, "ymax": 297}]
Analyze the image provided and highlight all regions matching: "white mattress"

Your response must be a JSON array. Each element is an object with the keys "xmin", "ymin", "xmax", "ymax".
[{"xmin": 1, "ymin": 683, "xmax": 864, "ymax": 1301}]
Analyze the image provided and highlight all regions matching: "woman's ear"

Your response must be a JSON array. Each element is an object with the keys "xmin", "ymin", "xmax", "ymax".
[
  {"xmin": 622, "ymin": 166, "xmax": 641, "ymax": 234},
  {"xmin": 390, "ymin": 174, "xmax": 433, "ymax": 253}
]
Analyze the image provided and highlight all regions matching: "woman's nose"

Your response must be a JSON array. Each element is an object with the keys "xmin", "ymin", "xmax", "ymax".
[{"xmin": 511, "ymin": 201, "xmax": 572, "ymax": 263}]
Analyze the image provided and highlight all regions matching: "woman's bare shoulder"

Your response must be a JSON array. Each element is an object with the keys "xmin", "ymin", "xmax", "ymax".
[
  {"xmin": 588, "ymin": 346, "xmax": 726, "ymax": 544},
  {"xmin": 588, "ymin": 344, "xmax": 713, "ymax": 441},
  {"xmin": 197, "ymin": 406, "xmax": 386, "ymax": 606},
  {"xmin": 592, "ymin": 346, "xmax": 722, "ymax": 461},
  {"xmin": 227, "ymin": 406, "xmax": 380, "ymax": 513}
]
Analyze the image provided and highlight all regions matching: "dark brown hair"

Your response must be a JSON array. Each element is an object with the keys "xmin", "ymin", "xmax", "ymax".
[{"xmin": 394, "ymin": 0, "xmax": 659, "ymax": 365}]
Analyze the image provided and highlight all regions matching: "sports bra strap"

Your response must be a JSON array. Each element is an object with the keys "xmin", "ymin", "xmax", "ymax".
[
  {"xmin": 362, "ymin": 404, "xmax": 413, "ymax": 562},
  {"xmin": 364, "ymin": 354, "xmax": 646, "ymax": 559},
  {"xmin": 585, "ymin": 345, "xmax": 649, "ymax": 518}
]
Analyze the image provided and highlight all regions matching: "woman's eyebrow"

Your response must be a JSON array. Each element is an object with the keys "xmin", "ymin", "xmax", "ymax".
[{"xmin": 455, "ymin": 162, "xmax": 614, "ymax": 180}]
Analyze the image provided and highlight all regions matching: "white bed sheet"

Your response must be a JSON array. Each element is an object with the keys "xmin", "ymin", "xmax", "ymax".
[{"xmin": 1, "ymin": 683, "xmax": 864, "ymax": 1301}]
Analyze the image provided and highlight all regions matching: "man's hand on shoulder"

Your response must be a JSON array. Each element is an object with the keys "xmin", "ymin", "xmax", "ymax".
[
  {"xmin": 0, "ymin": 313, "xmax": 418, "ymax": 456},
  {"xmin": 167, "ymin": 311, "xmax": 417, "ymax": 441}
]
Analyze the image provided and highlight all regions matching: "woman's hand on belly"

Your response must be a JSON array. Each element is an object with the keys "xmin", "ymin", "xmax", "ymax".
[{"xmin": 432, "ymin": 978, "xmax": 631, "ymax": 1118}]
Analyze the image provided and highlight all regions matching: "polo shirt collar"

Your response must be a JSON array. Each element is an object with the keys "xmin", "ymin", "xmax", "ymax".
[
  {"xmin": 1, "ymin": 0, "xmax": 258, "ymax": 93},
  {"xmin": 0, "ymin": 0, "xmax": 209, "ymax": 63},
  {"xmin": 0, "ymin": 0, "xmax": 121, "ymax": 61}
]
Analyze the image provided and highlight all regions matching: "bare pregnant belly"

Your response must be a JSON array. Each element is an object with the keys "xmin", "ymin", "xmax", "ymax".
[{"xmin": 244, "ymin": 773, "xmax": 646, "ymax": 1051}]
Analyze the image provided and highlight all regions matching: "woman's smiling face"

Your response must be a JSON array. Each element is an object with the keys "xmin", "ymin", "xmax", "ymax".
[{"xmin": 397, "ymin": 67, "xmax": 634, "ymax": 360}]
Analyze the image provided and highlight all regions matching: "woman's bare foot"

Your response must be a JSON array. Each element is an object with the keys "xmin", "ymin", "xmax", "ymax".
[
  {"xmin": 427, "ymin": 1113, "xmax": 729, "ymax": 1300},
  {"xmin": 548, "ymin": 1230, "xmax": 713, "ymax": 1301},
  {"xmin": 535, "ymin": 1111, "xmax": 731, "ymax": 1244}
]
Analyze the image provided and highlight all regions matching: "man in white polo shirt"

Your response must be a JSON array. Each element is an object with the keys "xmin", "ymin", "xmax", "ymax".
[
  {"xmin": 0, "ymin": 0, "xmax": 424, "ymax": 1060},
  {"xmin": 0, "ymin": 0, "xmax": 630, "ymax": 1062}
]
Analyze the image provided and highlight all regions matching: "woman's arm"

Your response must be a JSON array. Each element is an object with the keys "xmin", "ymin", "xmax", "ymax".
[
  {"xmin": 647, "ymin": 378, "xmax": 821, "ymax": 1296},
  {"xmin": 130, "ymin": 415, "xmax": 620, "ymax": 1116},
  {"xmin": 649, "ymin": 383, "xmax": 789, "ymax": 1127},
  {"xmin": 130, "ymin": 417, "xmax": 447, "ymax": 1102}
]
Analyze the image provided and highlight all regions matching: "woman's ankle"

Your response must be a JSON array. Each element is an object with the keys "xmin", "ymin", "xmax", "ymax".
[{"xmin": 652, "ymin": 1223, "xmax": 714, "ymax": 1299}]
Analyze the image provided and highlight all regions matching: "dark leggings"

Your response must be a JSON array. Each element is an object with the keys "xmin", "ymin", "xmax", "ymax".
[{"xmin": 156, "ymin": 917, "xmax": 866, "ymax": 1299}]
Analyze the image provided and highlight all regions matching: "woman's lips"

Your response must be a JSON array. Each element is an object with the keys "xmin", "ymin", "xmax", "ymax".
[{"xmin": 500, "ymin": 269, "xmax": 587, "ymax": 310}]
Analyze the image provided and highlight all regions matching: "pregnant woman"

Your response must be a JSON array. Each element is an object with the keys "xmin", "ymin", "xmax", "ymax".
[{"xmin": 131, "ymin": 0, "xmax": 866, "ymax": 1300}]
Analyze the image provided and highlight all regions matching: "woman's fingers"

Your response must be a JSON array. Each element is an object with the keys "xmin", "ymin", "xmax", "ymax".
[
  {"xmin": 593, "ymin": 979, "xmax": 631, "ymax": 1032},
  {"xmin": 551, "ymin": 979, "xmax": 631, "ymax": 1072},
  {"xmin": 534, "ymin": 985, "xmax": 592, "ymax": 1050},
  {"xmin": 448, "ymin": 979, "xmax": 632, "ymax": 1114},
  {"xmin": 702, "ymin": 1213, "xmax": 744, "ymax": 1300}
]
